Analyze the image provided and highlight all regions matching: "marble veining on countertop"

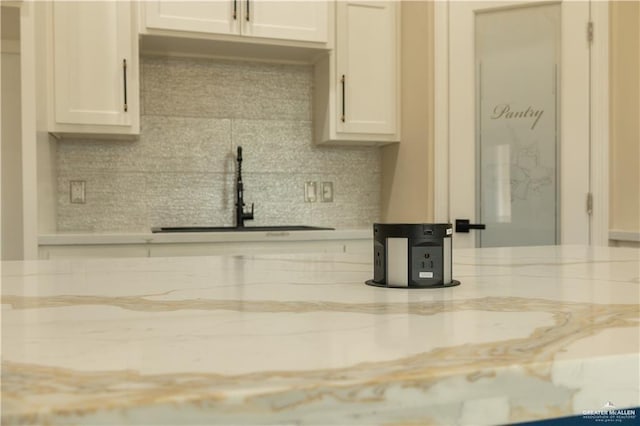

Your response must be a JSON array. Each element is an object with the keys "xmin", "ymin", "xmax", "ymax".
[{"xmin": 1, "ymin": 245, "xmax": 639, "ymax": 425}]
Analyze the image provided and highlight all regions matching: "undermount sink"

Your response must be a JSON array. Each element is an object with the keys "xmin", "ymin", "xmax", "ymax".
[{"xmin": 151, "ymin": 226, "xmax": 334, "ymax": 233}]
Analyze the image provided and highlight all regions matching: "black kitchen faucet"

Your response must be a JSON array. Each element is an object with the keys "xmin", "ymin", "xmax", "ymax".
[{"xmin": 235, "ymin": 146, "xmax": 254, "ymax": 228}]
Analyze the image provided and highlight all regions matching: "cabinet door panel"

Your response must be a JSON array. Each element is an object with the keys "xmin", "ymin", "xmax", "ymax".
[
  {"xmin": 145, "ymin": 1, "xmax": 238, "ymax": 35},
  {"xmin": 243, "ymin": 1, "xmax": 327, "ymax": 42},
  {"xmin": 337, "ymin": 1, "xmax": 396, "ymax": 134},
  {"xmin": 53, "ymin": 2, "xmax": 132, "ymax": 126}
]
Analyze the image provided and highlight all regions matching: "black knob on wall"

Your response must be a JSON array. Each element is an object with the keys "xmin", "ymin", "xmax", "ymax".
[{"xmin": 455, "ymin": 219, "xmax": 486, "ymax": 233}]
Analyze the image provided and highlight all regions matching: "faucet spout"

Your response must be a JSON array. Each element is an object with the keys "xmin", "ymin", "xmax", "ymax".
[{"xmin": 235, "ymin": 146, "xmax": 254, "ymax": 228}]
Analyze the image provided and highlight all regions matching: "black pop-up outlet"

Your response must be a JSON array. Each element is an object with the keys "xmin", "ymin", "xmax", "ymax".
[{"xmin": 366, "ymin": 223, "xmax": 460, "ymax": 289}]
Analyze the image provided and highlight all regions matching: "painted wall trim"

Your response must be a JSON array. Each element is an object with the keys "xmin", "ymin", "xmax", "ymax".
[
  {"xmin": 20, "ymin": 2, "xmax": 39, "ymax": 259},
  {"xmin": 590, "ymin": 1, "xmax": 610, "ymax": 246}
]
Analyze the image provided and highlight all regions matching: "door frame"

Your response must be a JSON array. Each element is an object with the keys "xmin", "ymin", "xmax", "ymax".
[{"xmin": 434, "ymin": 0, "xmax": 609, "ymax": 246}]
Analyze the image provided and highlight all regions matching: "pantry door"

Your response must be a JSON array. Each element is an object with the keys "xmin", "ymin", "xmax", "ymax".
[{"xmin": 444, "ymin": 1, "xmax": 591, "ymax": 248}]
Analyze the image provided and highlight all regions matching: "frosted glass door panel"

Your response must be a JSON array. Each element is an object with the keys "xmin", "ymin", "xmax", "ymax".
[{"xmin": 476, "ymin": 4, "xmax": 560, "ymax": 247}]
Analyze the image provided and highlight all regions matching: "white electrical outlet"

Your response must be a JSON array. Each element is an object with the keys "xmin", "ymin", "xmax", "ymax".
[
  {"xmin": 321, "ymin": 182, "xmax": 334, "ymax": 202},
  {"xmin": 304, "ymin": 182, "xmax": 317, "ymax": 202},
  {"xmin": 70, "ymin": 180, "xmax": 86, "ymax": 204}
]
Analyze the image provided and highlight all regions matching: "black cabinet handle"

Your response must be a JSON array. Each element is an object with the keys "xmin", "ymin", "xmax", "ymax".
[
  {"xmin": 246, "ymin": 0, "xmax": 250, "ymax": 21},
  {"xmin": 122, "ymin": 59, "xmax": 128, "ymax": 112},
  {"xmin": 233, "ymin": 0, "xmax": 237, "ymax": 19},
  {"xmin": 341, "ymin": 74, "xmax": 346, "ymax": 122},
  {"xmin": 455, "ymin": 219, "xmax": 486, "ymax": 233}
]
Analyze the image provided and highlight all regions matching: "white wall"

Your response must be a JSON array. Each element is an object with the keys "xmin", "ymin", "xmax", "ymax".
[
  {"xmin": 1, "ymin": 6, "xmax": 24, "ymax": 260},
  {"xmin": 609, "ymin": 1, "xmax": 640, "ymax": 247},
  {"xmin": 381, "ymin": 1, "xmax": 434, "ymax": 223}
]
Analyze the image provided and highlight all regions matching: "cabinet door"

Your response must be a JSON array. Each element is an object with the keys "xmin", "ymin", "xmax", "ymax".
[
  {"xmin": 243, "ymin": 1, "xmax": 328, "ymax": 43},
  {"xmin": 336, "ymin": 1, "xmax": 397, "ymax": 134},
  {"xmin": 145, "ymin": 1, "xmax": 238, "ymax": 35},
  {"xmin": 52, "ymin": 2, "xmax": 133, "ymax": 126}
]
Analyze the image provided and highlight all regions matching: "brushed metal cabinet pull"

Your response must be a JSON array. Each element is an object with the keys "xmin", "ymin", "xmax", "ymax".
[
  {"xmin": 233, "ymin": 0, "xmax": 237, "ymax": 19},
  {"xmin": 246, "ymin": 0, "xmax": 250, "ymax": 21},
  {"xmin": 123, "ymin": 59, "xmax": 128, "ymax": 112},
  {"xmin": 341, "ymin": 74, "xmax": 346, "ymax": 122}
]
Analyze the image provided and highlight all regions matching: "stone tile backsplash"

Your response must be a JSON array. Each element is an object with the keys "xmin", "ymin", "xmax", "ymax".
[{"xmin": 56, "ymin": 56, "xmax": 381, "ymax": 232}]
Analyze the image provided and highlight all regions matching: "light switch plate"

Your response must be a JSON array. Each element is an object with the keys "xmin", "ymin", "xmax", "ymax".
[
  {"xmin": 304, "ymin": 182, "xmax": 317, "ymax": 202},
  {"xmin": 70, "ymin": 180, "xmax": 86, "ymax": 204}
]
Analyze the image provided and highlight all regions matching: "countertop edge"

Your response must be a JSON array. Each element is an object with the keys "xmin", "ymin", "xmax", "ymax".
[{"xmin": 39, "ymin": 229, "xmax": 372, "ymax": 246}]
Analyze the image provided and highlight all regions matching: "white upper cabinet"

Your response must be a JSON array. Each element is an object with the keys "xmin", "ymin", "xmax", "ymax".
[
  {"xmin": 242, "ymin": 1, "xmax": 327, "ymax": 43},
  {"xmin": 143, "ymin": 1, "xmax": 328, "ymax": 44},
  {"xmin": 314, "ymin": 1, "xmax": 400, "ymax": 145},
  {"xmin": 336, "ymin": 1, "xmax": 396, "ymax": 135},
  {"xmin": 49, "ymin": 1, "xmax": 139, "ymax": 136},
  {"xmin": 145, "ymin": 1, "xmax": 238, "ymax": 35}
]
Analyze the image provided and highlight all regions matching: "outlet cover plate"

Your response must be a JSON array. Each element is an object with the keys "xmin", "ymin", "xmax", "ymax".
[
  {"xmin": 321, "ymin": 182, "xmax": 334, "ymax": 202},
  {"xmin": 70, "ymin": 180, "xmax": 86, "ymax": 204}
]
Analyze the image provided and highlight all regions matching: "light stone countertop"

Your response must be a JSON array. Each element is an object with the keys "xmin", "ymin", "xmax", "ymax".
[
  {"xmin": 2, "ymin": 245, "xmax": 639, "ymax": 425},
  {"xmin": 38, "ymin": 228, "xmax": 371, "ymax": 245}
]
